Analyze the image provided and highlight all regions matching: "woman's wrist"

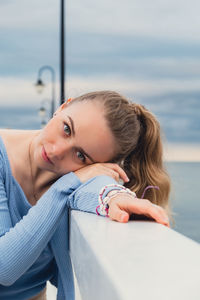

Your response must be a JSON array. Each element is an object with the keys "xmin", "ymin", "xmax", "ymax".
[
  {"xmin": 107, "ymin": 189, "xmax": 136, "ymax": 207},
  {"xmin": 96, "ymin": 184, "xmax": 136, "ymax": 217},
  {"xmin": 107, "ymin": 190, "xmax": 134, "ymax": 204}
]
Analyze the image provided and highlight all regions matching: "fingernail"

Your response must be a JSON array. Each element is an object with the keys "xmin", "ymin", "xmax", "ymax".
[
  {"xmin": 164, "ymin": 220, "xmax": 169, "ymax": 226},
  {"xmin": 118, "ymin": 178, "xmax": 124, "ymax": 185},
  {"xmin": 120, "ymin": 215, "xmax": 125, "ymax": 222},
  {"xmin": 120, "ymin": 213, "xmax": 128, "ymax": 222}
]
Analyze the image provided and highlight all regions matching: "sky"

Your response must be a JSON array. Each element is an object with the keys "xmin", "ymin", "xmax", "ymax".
[{"xmin": 0, "ymin": 0, "xmax": 200, "ymax": 160}]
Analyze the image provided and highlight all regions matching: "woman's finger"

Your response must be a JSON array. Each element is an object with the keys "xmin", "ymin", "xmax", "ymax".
[
  {"xmin": 110, "ymin": 195, "xmax": 169, "ymax": 227},
  {"xmin": 101, "ymin": 166, "xmax": 120, "ymax": 182},
  {"xmin": 131, "ymin": 199, "xmax": 170, "ymax": 227},
  {"xmin": 147, "ymin": 203, "xmax": 170, "ymax": 227},
  {"xmin": 102, "ymin": 163, "xmax": 129, "ymax": 182},
  {"xmin": 109, "ymin": 202, "xmax": 129, "ymax": 223},
  {"xmin": 75, "ymin": 162, "xmax": 129, "ymax": 183}
]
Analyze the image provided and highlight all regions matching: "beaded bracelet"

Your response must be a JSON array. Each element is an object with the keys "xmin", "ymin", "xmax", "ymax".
[
  {"xmin": 96, "ymin": 184, "xmax": 136, "ymax": 217},
  {"xmin": 96, "ymin": 184, "xmax": 159, "ymax": 217}
]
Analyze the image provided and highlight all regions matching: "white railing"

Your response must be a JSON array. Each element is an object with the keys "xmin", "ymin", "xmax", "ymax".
[{"xmin": 70, "ymin": 210, "xmax": 200, "ymax": 300}]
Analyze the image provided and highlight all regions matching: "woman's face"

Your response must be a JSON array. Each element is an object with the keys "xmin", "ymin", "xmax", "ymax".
[{"xmin": 34, "ymin": 100, "xmax": 116, "ymax": 175}]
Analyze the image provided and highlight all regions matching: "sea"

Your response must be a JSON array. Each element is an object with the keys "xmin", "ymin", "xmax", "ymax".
[{"xmin": 0, "ymin": 105, "xmax": 199, "ymax": 244}]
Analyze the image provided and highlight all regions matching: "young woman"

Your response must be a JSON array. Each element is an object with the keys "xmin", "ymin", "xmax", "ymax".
[{"xmin": 0, "ymin": 90, "xmax": 170, "ymax": 300}]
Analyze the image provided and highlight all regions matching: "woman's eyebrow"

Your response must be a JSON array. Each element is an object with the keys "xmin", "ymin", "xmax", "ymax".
[
  {"xmin": 68, "ymin": 116, "xmax": 75, "ymax": 136},
  {"xmin": 67, "ymin": 115, "xmax": 96, "ymax": 163}
]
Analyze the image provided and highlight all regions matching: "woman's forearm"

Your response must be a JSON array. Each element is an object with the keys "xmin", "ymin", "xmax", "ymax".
[
  {"xmin": 0, "ymin": 172, "xmax": 80, "ymax": 286},
  {"xmin": 67, "ymin": 174, "xmax": 120, "ymax": 214},
  {"xmin": 0, "ymin": 171, "xmax": 122, "ymax": 286}
]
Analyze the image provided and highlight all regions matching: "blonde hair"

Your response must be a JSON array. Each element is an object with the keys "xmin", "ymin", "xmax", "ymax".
[{"xmin": 71, "ymin": 90, "xmax": 171, "ymax": 216}]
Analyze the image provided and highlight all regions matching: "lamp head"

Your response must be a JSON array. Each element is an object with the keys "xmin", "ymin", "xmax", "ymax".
[
  {"xmin": 35, "ymin": 79, "xmax": 45, "ymax": 94},
  {"xmin": 38, "ymin": 106, "xmax": 46, "ymax": 118}
]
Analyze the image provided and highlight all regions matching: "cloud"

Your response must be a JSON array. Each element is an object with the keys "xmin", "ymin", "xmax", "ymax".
[
  {"xmin": 1, "ymin": 0, "xmax": 200, "ymax": 42},
  {"xmin": 0, "ymin": 0, "xmax": 58, "ymax": 31},
  {"xmin": 0, "ymin": 75, "xmax": 200, "ymax": 144},
  {"xmin": 66, "ymin": 33, "xmax": 200, "ymax": 79},
  {"xmin": 1, "ymin": 1, "xmax": 200, "ymax": 81},
  {"xmin": 2, "ymin": 27, "xmax": 200, "ymax": 81},
  {"xmin": 65, "ymin": 74, "xmax": 200, "ymax": 99},
  {"xmin": 164, "ymin": 143, "xmax": 200, "ymax": 162},
  {"xmin": 1, "ymin": 0, "xmax": 200, "ymax": 145},
  {"xmin": 1, "ymin": 74, "xmax": 200, "ymax": 107},
  {"xmin": 0, "ymin": 77, "xmax": 60, "ymax": 108},
  {"xmin": 68, "ymin": 0, "xmax": 200, "ymax": 41}
]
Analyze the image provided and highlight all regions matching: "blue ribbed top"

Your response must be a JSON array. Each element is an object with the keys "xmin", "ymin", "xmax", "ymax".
[{"xmin": 0, "ymin": 136, "xmax": 119, "ymax": 299}]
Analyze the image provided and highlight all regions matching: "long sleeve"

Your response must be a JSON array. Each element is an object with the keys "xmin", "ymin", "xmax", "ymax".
[
  {"xmin": 0, "ymin": 171, "xmax": 81, "ymax": 286},
  {"xmin": 67, "ymin": 175, "xmax": 122, "ymax": 214}
]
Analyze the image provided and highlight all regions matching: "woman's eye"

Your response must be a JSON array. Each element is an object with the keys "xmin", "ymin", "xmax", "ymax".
[
  {"xmin": 64, "ymin": 123, "xmax": 71, "ymax": 136},
  {"xmin": 76, "ymin": 151, "xmax": 86, "ymax": 163}
]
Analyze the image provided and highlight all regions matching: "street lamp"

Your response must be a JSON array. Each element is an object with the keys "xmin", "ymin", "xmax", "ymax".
[
  {"xmin": 35, "ymin": 65, "xmax": 56, "ymax": 118},
  {"xmin": 37, "ymin": 99, "xmax": 51, "ymax": 127}
]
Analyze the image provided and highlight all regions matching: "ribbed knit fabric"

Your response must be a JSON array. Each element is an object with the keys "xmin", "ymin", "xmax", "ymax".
[{"xmin": 0, "ymin": 136, "xmax": 119, "ymax": 300}]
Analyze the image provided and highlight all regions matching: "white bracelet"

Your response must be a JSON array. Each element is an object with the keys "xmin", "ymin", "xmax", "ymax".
[{"xmin": 96, "ymin": 184, "xmax": 136, "ymax": 217}]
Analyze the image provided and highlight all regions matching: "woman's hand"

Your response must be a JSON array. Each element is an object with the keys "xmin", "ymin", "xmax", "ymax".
[
  {"xmin": 108, "ymin": 192, "xmax": 170, "ymax": 227},
  {"xmin": 75, "ymin": 163, "xmax": 129, "ymax": 184}
]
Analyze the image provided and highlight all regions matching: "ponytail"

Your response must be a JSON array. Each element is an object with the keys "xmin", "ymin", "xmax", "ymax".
[{"xmin": 123, "ymin": 104, "xmax": 171, "ymax": 214}]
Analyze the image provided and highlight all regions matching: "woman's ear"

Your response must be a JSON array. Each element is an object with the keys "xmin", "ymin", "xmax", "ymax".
[
  {"xmin": 53, "ymin": 98, "xmax": 73, "ymax": 115},
  {"xmin": 55, "ymin": 102, "xmax": 67, "ymax": 114}
]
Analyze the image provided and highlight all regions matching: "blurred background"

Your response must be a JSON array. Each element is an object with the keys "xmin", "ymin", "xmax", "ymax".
[{"xmin": 0, "ymin": 0, "xmax": 199, "ymax": 243}]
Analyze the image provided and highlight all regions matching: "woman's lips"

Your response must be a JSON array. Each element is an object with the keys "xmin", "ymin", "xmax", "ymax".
[{"xmin": 42, "ymin": 146, "xmax": 53, "ymax": 164}]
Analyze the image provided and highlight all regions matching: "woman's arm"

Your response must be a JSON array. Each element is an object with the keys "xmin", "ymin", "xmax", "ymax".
[
  {"xmin": 67, "ymin": 163, "xmax": 170, "ymax": 227},
  {"xmin": 0, "ymin": 159, "xmax": 125, "ymax": 286},
  {"xmin": 0, "ymin": 161, "xmax": 169, "ymax": 286},
  {"xmin": 0, "ymin": 172, "xmax": 81, "ymax": 286},
  {"xmin": 67, "ymin": 174, "xmax": 120, "ymax": 213},
  {"xmin": 67, "ymin": 175, "xmax": 169, "ymax": 227}
]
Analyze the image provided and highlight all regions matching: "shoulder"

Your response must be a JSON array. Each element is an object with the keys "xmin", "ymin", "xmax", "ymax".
[
  {"xmin": 0, "ymin": 129, "xmax": 20, "ymax": 157},
  {"xmin": 0, "ymin": 129, "xmax": 27, "ymax": 145},
  {"xmin": 0, "ymin": 129, "xmax": 32, "ymax": 175}
]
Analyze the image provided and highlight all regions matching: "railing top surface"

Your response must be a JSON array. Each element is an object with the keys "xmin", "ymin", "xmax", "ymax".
[{"xmin": 70, "ymin": 211, "xmax": 200, "ymax": 300}]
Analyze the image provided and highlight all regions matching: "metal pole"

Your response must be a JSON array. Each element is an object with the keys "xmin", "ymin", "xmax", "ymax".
[{"xmin": 60, "ymin": 0, "xmax": 65, "ymax": 104}]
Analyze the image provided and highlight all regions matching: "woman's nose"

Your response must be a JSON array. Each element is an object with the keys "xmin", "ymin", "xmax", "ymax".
[{"xmin": 51, "ymin": 140, "xmax": 71, "ymax": 160}]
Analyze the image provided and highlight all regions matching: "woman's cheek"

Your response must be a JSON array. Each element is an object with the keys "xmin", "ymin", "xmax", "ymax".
[{"xmin": 58, "ymin": 157, "xmax": 81, "ymax": 174}]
